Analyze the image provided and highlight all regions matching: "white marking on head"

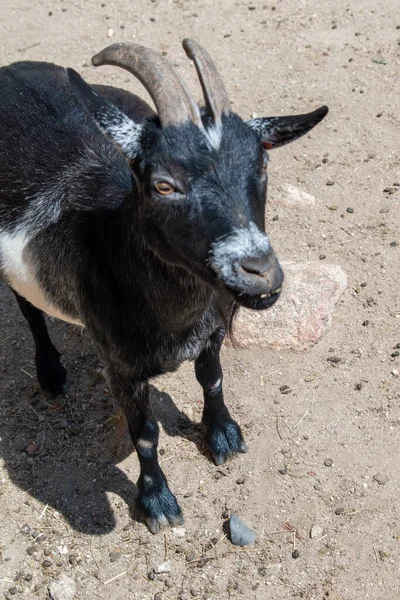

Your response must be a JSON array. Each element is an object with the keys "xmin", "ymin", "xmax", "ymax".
[
  {"xmin": 143, "ymin": 475, "xmax": 153, "ymax": 485},
  {"xmin": 210, "ymin": 222, "xmax": 271, "ymax": 289},
  {"xmin": 204, "ymin": 123, "xmax": 222, "ymax": 151},
  {"xmin": 246, "ymin": 117, "xmax": 280, "ymax": 140},
  {"xmin": 98, "ymin": 110, "xmax": 142, "ymax": 158}
]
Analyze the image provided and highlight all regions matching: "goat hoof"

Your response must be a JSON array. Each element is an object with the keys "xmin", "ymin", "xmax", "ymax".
[
  {"xmin": 36, "ymin": 352, "xmax": 67, "ymax": 397},
  {"xmin": 206, "ymin": 418, "xmax": 247, "ymax": 466},
  {"xmin": 138, "ymin": 479, "xmax": 184, "ymax": 534}
]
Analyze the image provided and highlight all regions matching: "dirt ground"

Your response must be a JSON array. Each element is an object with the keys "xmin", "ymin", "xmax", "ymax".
[{"xmin": 0, "ymin": 1, "xmax": 399, "ymax": 599}]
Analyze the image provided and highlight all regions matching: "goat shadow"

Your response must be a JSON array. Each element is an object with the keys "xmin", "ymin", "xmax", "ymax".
[{"xmin": 0, "ymin": 283, "xmax": 207, "ymax": 535}]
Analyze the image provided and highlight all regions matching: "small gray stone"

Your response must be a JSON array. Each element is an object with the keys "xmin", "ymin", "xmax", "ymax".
[
  {"xmin": 310, "ymin": 524, "xmax": 323, "ymax": 539},
  {"xmin": 229, "ymin": 514, "xmax": 256, "ymax": 546},
  {"xmin": 154, "ymin": 561, "xmax": 172, "ymax": 574},
  {"xmin": 109, "ymin": 550, "xmax": 121, "ymax": 563},
  {"xmin": 49, "ymin": 575, "xmax": 76, "ymax": 600},
  {"xmin": 373, "ymin": 473, "xmax": 389, "ymax": 485},
  {"xmin": 20, "ymin": 524, "xmax": 31, "ymax": 535}
]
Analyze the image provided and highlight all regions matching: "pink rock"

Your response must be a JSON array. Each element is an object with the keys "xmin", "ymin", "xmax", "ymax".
[{"xmin": 230, "ymin": 261, "xmax": 347, "ymax": 351}]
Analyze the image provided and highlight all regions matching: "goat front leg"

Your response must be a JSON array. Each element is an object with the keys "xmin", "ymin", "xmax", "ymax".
[
  {"xmin": 14, "ymin": 292, "xmax": 67, "ymax": 396},
  {"xmin": 195, "ymin": 327, "xmax": 247, "ymax": 465},
  {"xmin": 107, "ymin": 369, "xmax": 183, "ymax": 533}
]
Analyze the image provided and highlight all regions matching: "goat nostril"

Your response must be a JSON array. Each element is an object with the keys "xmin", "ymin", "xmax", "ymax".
[{"xmin": 240, "ymin": 257, "xmax": 269, "ymax": 277}]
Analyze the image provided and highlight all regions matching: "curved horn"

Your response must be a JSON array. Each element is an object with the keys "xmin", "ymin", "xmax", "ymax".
[
  {"xmin": 92, "ymin": 43, "xmax": 203, "ymax": 129},
  {"xmin": 182, "ymin": 38, "xmax": 231, "ymax": 125}
]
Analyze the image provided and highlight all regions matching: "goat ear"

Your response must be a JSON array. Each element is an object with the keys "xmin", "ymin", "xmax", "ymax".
[
  {"xmin": 67, "ymin": 68, "xmax": 143, "ymax": 159},
  {"xmin": 247, "ymin": 106, "xmax": 328, "ymax": 149}
]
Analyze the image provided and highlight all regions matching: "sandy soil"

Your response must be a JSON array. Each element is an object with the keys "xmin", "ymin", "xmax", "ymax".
[{"xmin": 0, "ymin": 1, "xmax": 399, "ymax": 599}]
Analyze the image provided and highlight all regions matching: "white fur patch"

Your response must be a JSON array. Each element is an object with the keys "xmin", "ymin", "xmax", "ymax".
[
  {"xmin": 137, "ymin": 438, "xmax": 154, "ymax": 449},
  {"xmin": 205, "ymin": 123, "xmax": 222, "ymax": 151},
  {"xmin": 210, "ymin": 222, "xmax": 271, "ymax": 288},
  {"xmin": 97, "ymin": 108, "xmax": 142, "ymax": 158},
  {"xmin": 0, "ymin": 227, "xmax": 83, "ymax": 326},
  {"xmin": 0, "ymin": 185, "xmax": 84, "ymax": 326}
]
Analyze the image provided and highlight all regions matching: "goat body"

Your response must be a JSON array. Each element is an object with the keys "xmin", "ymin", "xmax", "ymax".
[{"xmin": 0, "ymin": 41, "xmax": 327, "ymax": 532}]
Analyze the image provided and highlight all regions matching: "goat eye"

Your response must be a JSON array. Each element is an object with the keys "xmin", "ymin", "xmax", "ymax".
[{"xmin": 155, "ymin": 181, "xmax": 175, "ymax": 195}]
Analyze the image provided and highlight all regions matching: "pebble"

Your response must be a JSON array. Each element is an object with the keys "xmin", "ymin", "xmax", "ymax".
[
  {"xmin": 49, "ymin": 575, "xmax": 76, "ymax": 600},
  {"xmin": 8, "ymin": 587, "xmax": 18, "ymax": 596},
  {"xmin": 154, "ymin": 594, "xmax": 163, "ymax": 600},
  {"xmin": 279, "ymin": 385, "xmax": 292, "ymax": 394},
  {"xmin": 171, "ymin": 527, "xmax": 186, "ymax": 538},
  {"xmin": 26, "ymin": 546, "xmax": 36, "ymax": 556},
  {"xmin": 392, "ymin": 369, "xmax": 399, "ymax": 377},
  {"xmin": 319, "ymin": 254, "xmax": 326, "ymax": 260},
  {"xmin": 154, "ymin": 561, "xmax": 172, "ymax": 574},
  {"xmin": 324, "ymin": 458, "xmax": 334, "ymax": 467},
  {"xmin": 292, "ymin": 549, "xmax": 300, "ymax": 558},
  {"xmin": 346, "ymin": 207, "xmax": 354, "ymax": 213},
  {"xmin": 229, "ymin": 514, "xmax": 256, "ymax": 546},
  {"xmin": 355, "ymin": 383, "xmax": 362, "ymax": 390},
  {"xmin": 373, "ymin": 473, "xmax": 389, "ymax": 485},
  {"xmin": 310, "ymin": 524, "xmax": 323, "ymax": 538},
  {"xmin": 26, "ymin": 442, "xmax": 39, "ymax": 455},
  {"xmin": 391, "ymin": 351, "xmax": 399, "ymax": 358},
  {"xmin": 335, "ymin": 507, "xmax": 345, "ymax": 515},
  {"xmin": 236, "ymin": 476, "xmax": 246, "ymax": 485},
  {"xmin": 390, "ymin": 241, "xmax": 398, "ymax": 247},
  {"xmin": 20, "ymin": 524, "xmax": 31, "ymax": 535},
  {"xmin": 327, "ymin": 356, "xmax": 342, "ymax": 364},
  {"xmin": 109, "ymin": 550, "xmax": 121, "ymax": 563},
  {"xmin": 42, "ymin": 558, "xmax": 53, "ymax": 568},
  {"xmin": 326, "ymin": 180, "xmax": 335, "ymax": 186}
]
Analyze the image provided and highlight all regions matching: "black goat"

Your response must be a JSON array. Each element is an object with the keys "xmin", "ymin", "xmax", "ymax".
[{"xmin": 0, "ymin": 40, "xmax": 327, "ymax": 533}]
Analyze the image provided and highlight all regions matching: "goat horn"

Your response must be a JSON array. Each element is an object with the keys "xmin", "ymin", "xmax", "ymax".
[
  {"xmin": 182, "ymin": 38, "xmax": 231, "ymax": 126},
  {"xmin": 92, "ymin": 43, "xmax": 204, "ymax": 129}
]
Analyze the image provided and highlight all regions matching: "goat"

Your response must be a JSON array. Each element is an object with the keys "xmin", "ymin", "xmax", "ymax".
[{"xmin": 0, "ymin": 40, "xmax": 327, "ymax": 533}]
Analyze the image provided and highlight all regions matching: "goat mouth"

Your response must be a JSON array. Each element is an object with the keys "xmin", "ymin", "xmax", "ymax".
[{"xmin": 228, "ymin": 286, "xmax": 282, "ymax": 310}]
